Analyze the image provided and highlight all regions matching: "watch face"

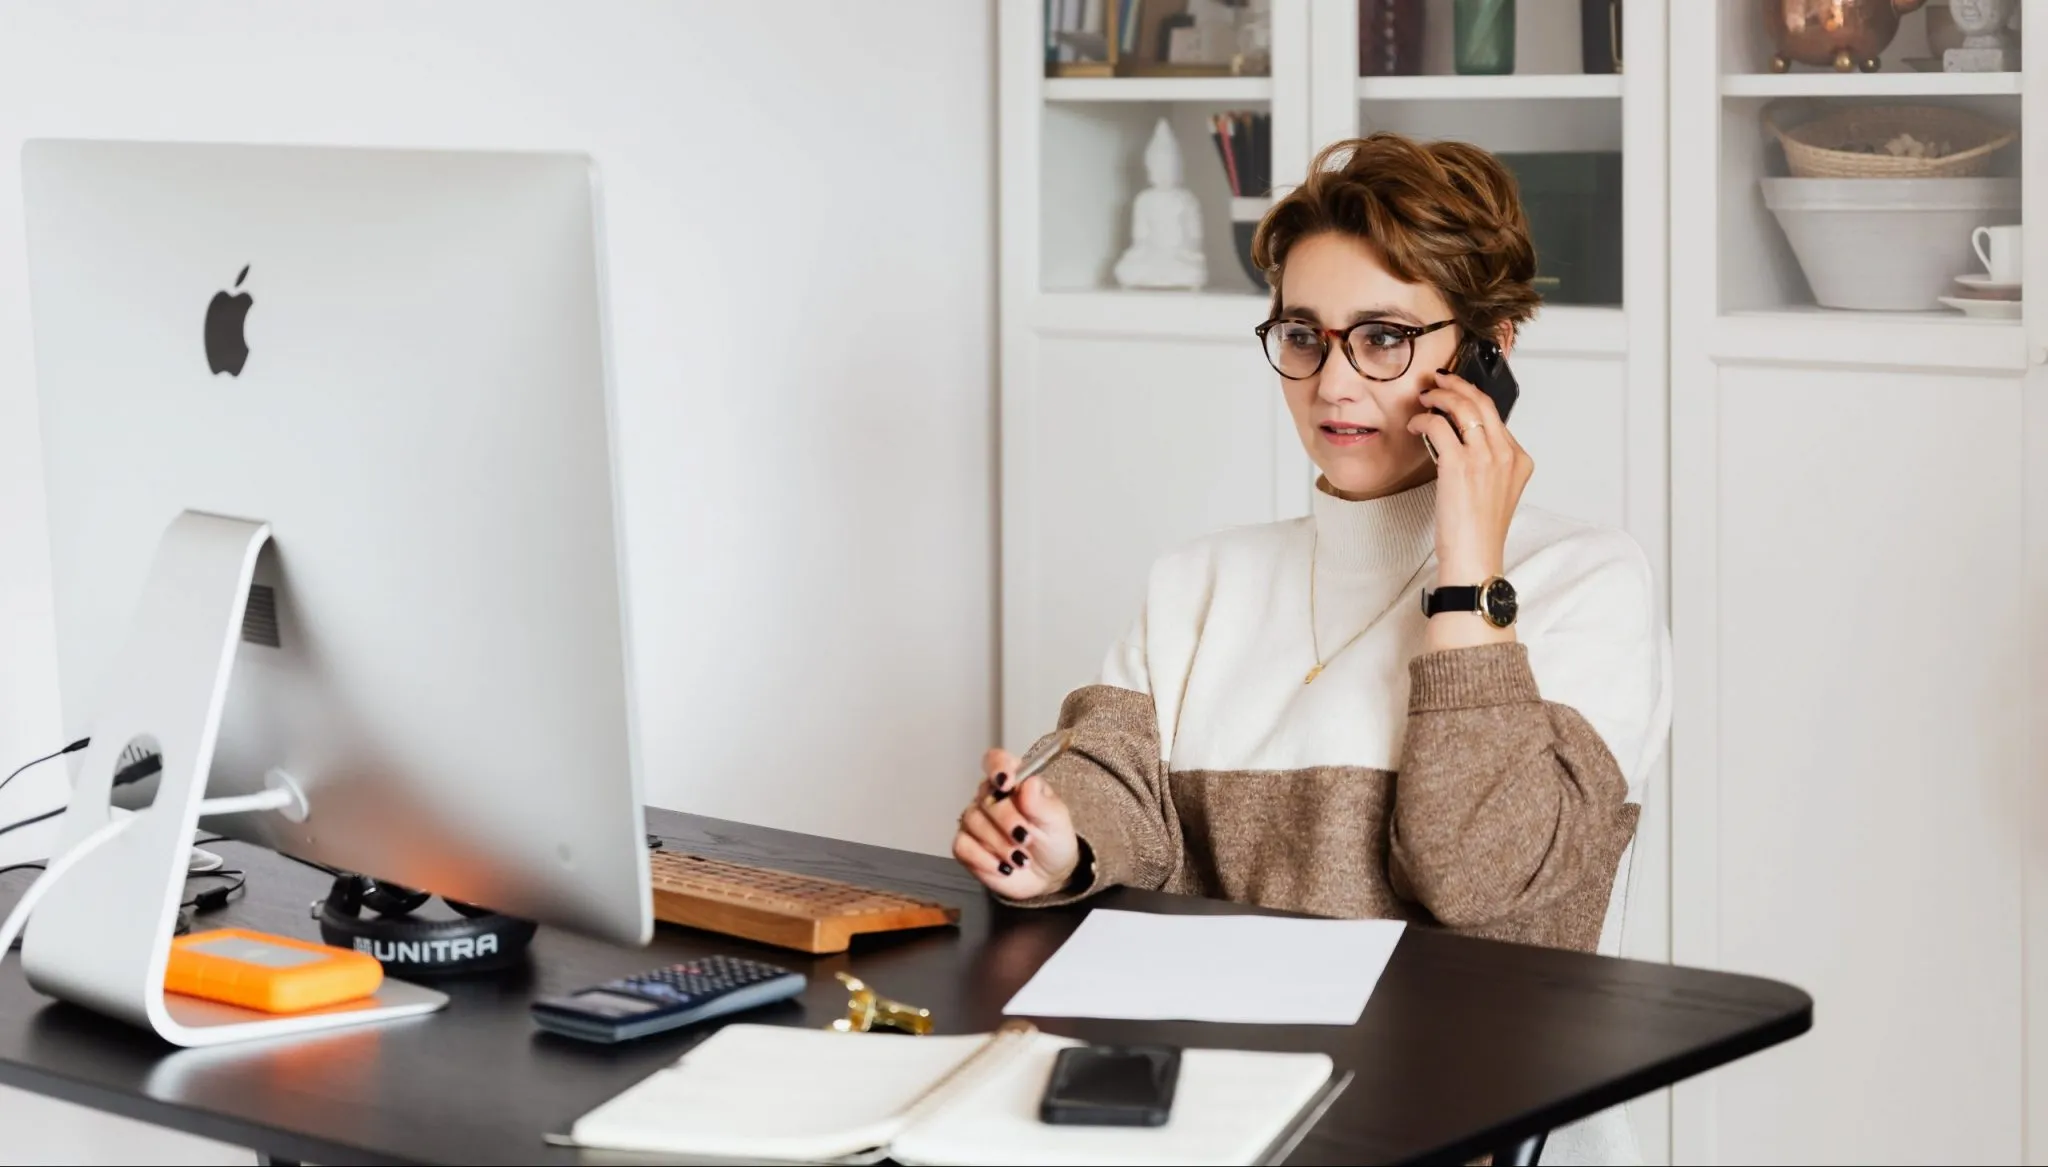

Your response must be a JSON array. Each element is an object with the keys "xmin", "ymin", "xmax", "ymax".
[{"xmin": 1482, "ymin": 577, "xmax": 1519, "ymax": 628}]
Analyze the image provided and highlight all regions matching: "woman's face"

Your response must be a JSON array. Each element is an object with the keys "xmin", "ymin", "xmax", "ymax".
[{"xmin": 1272, "ymin": 231, "xmax": 1464, "ymax": 500}]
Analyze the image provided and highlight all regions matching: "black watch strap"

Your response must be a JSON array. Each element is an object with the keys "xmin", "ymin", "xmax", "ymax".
[{"xmin": 1421, "ymin": 585, "xmax": 1482, "ymax": 617}]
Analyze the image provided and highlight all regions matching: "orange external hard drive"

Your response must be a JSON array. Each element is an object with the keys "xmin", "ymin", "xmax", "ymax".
[{"xmin": 166, "ymin": 928, "xmax": 384, "ymax": 1014}]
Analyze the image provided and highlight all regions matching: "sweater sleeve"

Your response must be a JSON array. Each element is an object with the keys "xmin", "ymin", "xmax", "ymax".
[
  {"xmin": 999, "ymin": 609, "xmax": 1182, "ymax": 908},
  {"xmin": 1387, "ymin": 541, "xmax": 1663, "ymax": 950}
]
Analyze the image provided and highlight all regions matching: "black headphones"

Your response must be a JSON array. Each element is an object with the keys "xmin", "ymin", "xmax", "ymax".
[{"xmin": 315, "ymin": 874, "xmax": 536, "ymax": 977}]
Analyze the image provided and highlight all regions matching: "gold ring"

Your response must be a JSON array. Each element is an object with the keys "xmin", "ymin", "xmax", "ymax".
[{"xmin": 1462, "ymin": 421, "xmax": 1485, "ymax": 438}]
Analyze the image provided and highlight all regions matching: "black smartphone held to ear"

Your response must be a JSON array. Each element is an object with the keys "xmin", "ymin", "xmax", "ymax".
[
  {"xmin": 1423, "ymin": 337, "xmax": 1518, "ymax": 462},
  {"xmin": 1039, "ymin": 1043, "xmax": 1182, "ymax": 1127},
  {"xmin": 1458, "ymin": 333, "xmax": 1523, "ymax": 419},
  {"xmin": 1454, "ymin": 336, "xmax": 1519, "ymax": 424}
]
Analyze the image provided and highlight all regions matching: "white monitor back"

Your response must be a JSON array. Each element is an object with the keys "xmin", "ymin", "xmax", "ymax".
[{"xmin": 22, "ymin": 139, "xmax": 650, "ymax": 946}]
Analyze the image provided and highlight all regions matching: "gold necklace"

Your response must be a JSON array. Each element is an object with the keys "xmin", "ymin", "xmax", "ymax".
[{"xmin": 1303, "ymin": 525, "xmax": 1433, "ymax": 685}]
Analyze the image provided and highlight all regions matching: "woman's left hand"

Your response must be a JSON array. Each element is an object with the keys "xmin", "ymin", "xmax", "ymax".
[{"xmin": 1407, "ymin": 368, "xmax": 1533, "ymax": 647}]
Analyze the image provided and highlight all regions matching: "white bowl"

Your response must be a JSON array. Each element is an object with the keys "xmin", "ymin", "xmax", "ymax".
[{"xmin": 1760, "ymin": 178, "xmax": 2021, "ymax": 311}]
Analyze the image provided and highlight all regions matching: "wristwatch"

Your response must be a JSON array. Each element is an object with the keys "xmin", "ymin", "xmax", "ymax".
[{"xmin": 1421, "ymin": 576, "xmax": 1519, "ymax": 629}]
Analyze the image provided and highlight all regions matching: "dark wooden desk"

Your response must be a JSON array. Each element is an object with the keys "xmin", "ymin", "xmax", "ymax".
[{"xmin": 0, "ymin": 809, "xmax": 1809, "ymax": 1165}]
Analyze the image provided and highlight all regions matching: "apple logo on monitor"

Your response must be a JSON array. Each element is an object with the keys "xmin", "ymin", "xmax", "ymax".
[{"xmin": 204, "ymin": 265, "xmax": 254, "ymax": 376}]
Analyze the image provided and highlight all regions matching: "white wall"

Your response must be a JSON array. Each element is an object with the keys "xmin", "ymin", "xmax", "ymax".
[{"xmin": 0, "ymin": 1, "xmax": 995, "ymax": 1162}]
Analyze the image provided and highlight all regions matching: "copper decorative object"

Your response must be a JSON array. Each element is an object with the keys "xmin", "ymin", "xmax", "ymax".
[{"xmin": 1762, "ymin": 0, "xmax": 1928, "ymax": 73}]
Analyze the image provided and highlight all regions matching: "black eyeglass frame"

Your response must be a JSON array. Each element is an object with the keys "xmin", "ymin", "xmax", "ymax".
[{"xmin": 1253, "ymin": 316, "xmax": 1458, "ymax": 382}]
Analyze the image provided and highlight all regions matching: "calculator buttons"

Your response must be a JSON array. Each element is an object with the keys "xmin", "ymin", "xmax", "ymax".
[{"xmin": 533, "ymin": 955, "xmax": 806, "ymax": 1045}]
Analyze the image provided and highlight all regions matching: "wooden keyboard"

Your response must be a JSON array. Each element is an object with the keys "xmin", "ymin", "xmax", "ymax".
[{"xmin": 648, "ymin": 849, "xmax": 960, "ymax": 954}]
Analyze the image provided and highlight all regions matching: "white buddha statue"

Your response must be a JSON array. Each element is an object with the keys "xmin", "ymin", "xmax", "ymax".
[
  {"xmin": 1114, "ymin": 118, "xmax": 1208, "ymax": 291},
  {"xmin": 1946, "ymin": 0, "xmax": 2016, "ymax": 71}
]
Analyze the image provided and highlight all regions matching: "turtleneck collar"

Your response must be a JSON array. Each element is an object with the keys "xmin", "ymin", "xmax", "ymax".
[{"xmin": 1310, "ymin": 476, "xmax": 1437, "ymax": 575}]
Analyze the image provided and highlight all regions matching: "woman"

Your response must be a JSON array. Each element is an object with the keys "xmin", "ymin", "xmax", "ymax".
[{"xmin": 954, "ymin": 134, "xmax": 1667, "ymax": 1161}]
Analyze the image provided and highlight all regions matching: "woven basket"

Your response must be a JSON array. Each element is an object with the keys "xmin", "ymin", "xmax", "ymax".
[{"xmin": 1765, "ymin": 104, "xmax": 2016, "ymax": 179}]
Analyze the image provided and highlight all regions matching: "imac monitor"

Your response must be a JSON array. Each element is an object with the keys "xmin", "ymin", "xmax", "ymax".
[{"xmin": 20, "ymin": 140, "xmax": 652, "ymax": 949}]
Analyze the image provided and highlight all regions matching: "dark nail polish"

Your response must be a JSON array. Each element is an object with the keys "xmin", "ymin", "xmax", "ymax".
[
  {"xmin": 992, "ymin": 788, "xmax": 1011, "ymax": 802},
  {"xmin": 1437, "ymin": 367, "xmax": 1452, "ymax": 376},
  {"xmin": 998, "ymin": 861, "xmax": 1013, "ymax": 876},
  {"xmin": 1012, "ymin": 850, "xmax": 1027, "ymax": 867},
  {"xmin": 1012, "ymin": 825, "xmax": 1027, "ymax": 843},
  {"xmin": 993, "ymin": 772, "xmax": 1009, "ymax": 790}
]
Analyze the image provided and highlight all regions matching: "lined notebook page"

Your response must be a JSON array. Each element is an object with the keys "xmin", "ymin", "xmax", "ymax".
[
  {"xmin": 567, "ymin": 1025, "xmax": 989, "ymax": 1162},
  {"xmin": 894, "ymin": 1038, "xmax": 1336, "ymax": 1167}
]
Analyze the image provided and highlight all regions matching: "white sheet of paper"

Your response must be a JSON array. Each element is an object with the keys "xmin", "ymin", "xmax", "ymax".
[{"xmin": 1002, "ymin": 909, "xmax": 1405, "ymax": 1026}]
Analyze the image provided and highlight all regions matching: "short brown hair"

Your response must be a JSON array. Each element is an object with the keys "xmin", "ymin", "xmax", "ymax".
[{"xmin": 1251, "ymin": 134, "xmax": 1540, "ymax": 346}]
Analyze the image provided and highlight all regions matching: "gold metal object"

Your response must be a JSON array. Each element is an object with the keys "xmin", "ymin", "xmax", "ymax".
[
  {"xmin": 1479, "ymin": 575, "xmax": 1515, "ymax": 629},
  {"xmin": 1761, "ymin": 0, "xmax": 1926, "ymax": 74},
  {"xmin": 830, "ymin": 971, "xmax": 933, "ymax": 1035}
]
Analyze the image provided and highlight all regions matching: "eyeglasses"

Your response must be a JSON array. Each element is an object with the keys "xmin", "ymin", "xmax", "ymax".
[{"xmin": 1254, "ymin": 317, "xmax": 1456, "ymax": 382}]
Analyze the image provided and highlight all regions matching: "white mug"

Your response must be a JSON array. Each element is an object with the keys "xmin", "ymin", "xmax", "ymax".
[{"xmin": 1972, "ymin": 224, "xmax": 2023, "ymax": 285}]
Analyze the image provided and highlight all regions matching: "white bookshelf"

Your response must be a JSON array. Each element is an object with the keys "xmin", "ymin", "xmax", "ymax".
[
  {"xmin": 1719, "ymin": 70, "xmax": 2024, "ymax": 98},
  {"xmin": 1357, "ymin": 73, "xmax": 1622, "ymax": 101},
  {"xmin": 1044, "ymin": 76, "xmax": 1274, "ymax": 102},
  {"xmin": 1702, "ymin": 1, "xmax": 2026, "ymax": 322},
  {"xmin": 1713, "ymin": 308, "xmax": 2031, "ymax": 372},
  {"xmin": 1671, "ymin": 3, "xmax": 2044, "ymax": 1165}
]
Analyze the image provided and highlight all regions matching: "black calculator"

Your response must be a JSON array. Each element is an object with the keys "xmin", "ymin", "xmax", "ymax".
[{"xmin": 530, "ymin": 955, "xmax": 807, "ymax": 1044}]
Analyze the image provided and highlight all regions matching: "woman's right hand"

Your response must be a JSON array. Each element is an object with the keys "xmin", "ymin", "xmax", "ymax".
[{"xmin": 952, "ymin": 747, "xmax": 1082, "ymax": 900}]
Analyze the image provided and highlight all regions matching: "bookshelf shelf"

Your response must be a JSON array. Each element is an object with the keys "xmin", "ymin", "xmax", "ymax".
[
  {"xmin": 1718, "ymin": 71, "xmax": 2023, "ymax": 98},
  {"xmin": 1711, "ymin": 308, "xmax": 2031, "ymax": 373},
  {"xmin": 1356, "ymin": 74, "xmax": 1623, "ymax": 101},
  {"xmin": 1044, "ymin": 77, "xmax": 1274, "ymax": 103}
]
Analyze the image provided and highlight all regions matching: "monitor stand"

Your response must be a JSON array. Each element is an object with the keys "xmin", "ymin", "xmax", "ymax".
[{"xmin": 19, "ymin": 511, "xmax": 447, "ymax": 1046}]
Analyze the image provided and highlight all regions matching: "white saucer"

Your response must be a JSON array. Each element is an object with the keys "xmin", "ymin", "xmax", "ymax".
[
  {"xmin": 1956, "ymin": 273, "xmax": 2021, "ymax": 294},
  {"xmin": 1939, "ymin": 295, "xmax": 2023, "ymax": 321}
]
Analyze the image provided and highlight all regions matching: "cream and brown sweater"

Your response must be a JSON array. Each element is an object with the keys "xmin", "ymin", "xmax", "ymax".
[{"xmin": 1016, "ymin": 478, "xmax": 1669, "ymax": 960}]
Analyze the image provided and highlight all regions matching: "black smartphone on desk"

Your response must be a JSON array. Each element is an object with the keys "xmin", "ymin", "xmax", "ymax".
[{"xmin": 1039, "ymin": 1043, "xmax": 1181, "ymax": 1127}]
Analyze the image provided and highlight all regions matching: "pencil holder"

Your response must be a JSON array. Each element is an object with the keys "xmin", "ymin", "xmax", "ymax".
[{"xmin": 1229, "ymin": 197, "xmax": 1270, "ymax": 291}]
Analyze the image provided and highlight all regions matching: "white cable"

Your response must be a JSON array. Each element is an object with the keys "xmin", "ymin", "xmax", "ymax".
[
  {"xmin": 0, "ymin": 815, "xmax": 135, "ymax": 960},
  {"xmin": 2, "ymin": 787, "xmax": 294, "ymax": 961},
  {"xmin": 195, "ymin": 788, "xmax": 295, "ymax": 818}
]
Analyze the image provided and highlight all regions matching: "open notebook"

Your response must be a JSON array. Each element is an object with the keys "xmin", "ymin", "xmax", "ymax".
[{"xmin": 552, "ymin": 1021, "xmax": 1346, "ymax": 1166}]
